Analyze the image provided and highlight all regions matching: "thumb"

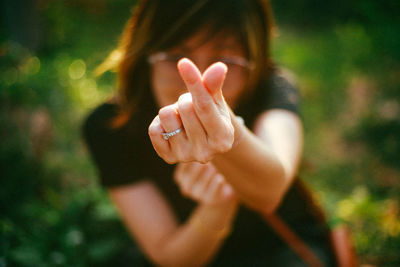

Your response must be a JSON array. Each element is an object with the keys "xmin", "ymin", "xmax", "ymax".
[{"xmin": 202, "ymin": 62, "xmax": 227, "ymax": 103}]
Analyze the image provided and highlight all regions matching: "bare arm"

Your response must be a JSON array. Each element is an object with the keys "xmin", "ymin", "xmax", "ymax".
[
  {"xmin": 109, "ymin": 180, "xmax": 238, "ymax": 267},
  {"xmin": 212, "ymin": 108, "xmax": 303, "ymax": 213},
  {"xmin": 110, "ymin": 108, "xmax": 301, "ymax": 266},
  {"xmin": 148, "ymin": 59, "xmax": 303, "ymax": 214}
]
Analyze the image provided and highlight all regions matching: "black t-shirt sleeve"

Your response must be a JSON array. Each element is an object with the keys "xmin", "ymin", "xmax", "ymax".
[
  {"xmin": 236, "ymin": 72, "xmax": 301, "ymax": 127},
  {"xmin": 82, "ymin": 104, "xmax": 145, "ymax": 188},
  {"xmin": 265, "ymin": 74, "xmax": 301, "ymax": 115}
]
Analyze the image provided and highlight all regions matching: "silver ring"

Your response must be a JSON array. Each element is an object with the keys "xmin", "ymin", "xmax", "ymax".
[{"xmin": 162, "ymin": 128, "xmax": 182, "ymax": 140}]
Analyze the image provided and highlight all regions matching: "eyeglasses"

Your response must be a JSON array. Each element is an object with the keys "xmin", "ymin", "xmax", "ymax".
[
  {"xmin": 148, "ymin": 51, "xmax": 254, "ymax": 70},
  {"xmin": 147, "ymin": 51, "xmax": 254, "ymax": 89},
  {"xmin": 148, "ymin": 52, "xmax": 254, "ymax": 72}
]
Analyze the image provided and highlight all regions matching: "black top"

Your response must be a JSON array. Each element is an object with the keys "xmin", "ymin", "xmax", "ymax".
[{"xmin": 82, "ymin": 74, "xmax": 335, "ymax": 266}]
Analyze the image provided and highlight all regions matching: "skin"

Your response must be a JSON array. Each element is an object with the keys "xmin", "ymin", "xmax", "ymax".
[
  {"xmin": 151, "ymin": 33, "xmax": 248, "ymax": 108},
  {"xmin": 108, "ymin": 33, "xmax": 303, "ymax": 266}
]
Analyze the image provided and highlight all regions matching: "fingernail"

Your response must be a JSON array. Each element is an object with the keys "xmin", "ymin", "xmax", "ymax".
[
  {"xmin": 177, "ymin": 58, "xmax": 193, "ymax": 69},
  {"xmin": 223, "ymin": 185, "xmax": 233, "ymax": 197},
  {"xmin": 216, "ymin": 62, "xmax": 228, "ymax": 73}
]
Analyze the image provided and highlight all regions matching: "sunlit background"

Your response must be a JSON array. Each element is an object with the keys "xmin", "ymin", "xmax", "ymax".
[{"xmin": 1, "ymin": 0, "xmax": 399, "ymax": 266}]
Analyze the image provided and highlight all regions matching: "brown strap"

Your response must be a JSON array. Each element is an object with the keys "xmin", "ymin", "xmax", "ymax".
[
  {"xmin": 263, "ymin": 213, "xmax": 325, "ymax": 267},
  {"xmin": 331, "ymin": 225, "xmax": 359, "ymax": 267}
]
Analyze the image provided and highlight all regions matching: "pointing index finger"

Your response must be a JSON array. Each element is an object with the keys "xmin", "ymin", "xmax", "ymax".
[{"xmin": 178, "ymin": 58, "xmax": 214, "ymax": 106}]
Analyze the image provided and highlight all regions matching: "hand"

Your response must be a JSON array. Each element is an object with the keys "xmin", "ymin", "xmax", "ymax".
[
  {"xmin": 148, "ymin": 58, "xmax": 236, "ymax": 164},
  {"xmin": 174, "ymin": 162, "xmax": 237, "ymax": 206}
]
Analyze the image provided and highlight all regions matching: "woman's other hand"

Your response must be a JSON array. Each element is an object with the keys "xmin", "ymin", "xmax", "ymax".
[
  {"xmin": 148, "ymin": 58, "xmax": 240, "ymax": 164},
  {"xmin": 174, "ymin": 162, "xmax": 237, "ymax": 206}
]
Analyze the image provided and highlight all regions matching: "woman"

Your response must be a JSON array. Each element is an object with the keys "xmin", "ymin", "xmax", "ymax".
[{"xmin": 83, "ymin": 0, "xmax": 337, "ymax": 266}]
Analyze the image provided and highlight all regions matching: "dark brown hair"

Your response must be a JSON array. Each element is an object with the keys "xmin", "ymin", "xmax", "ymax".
[{"xmin": 101, "ymin": 0, "xmax": 276, "ymax": 127}]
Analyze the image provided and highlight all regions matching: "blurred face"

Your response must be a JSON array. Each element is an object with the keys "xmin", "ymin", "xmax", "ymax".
[{"xmin": 149, "ymin": 31, "xmax": 252, "ymax": 108}]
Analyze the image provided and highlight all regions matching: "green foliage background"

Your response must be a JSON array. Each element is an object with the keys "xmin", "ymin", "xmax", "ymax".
[{"xmin": 1, "ymin": 0, "xmax": 399, "ymax": 266}]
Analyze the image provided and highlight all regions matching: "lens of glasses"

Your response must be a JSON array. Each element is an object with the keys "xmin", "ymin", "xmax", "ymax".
[{"xmin": 148, "ymin": 52, "xmax": 252, "ymax": 88}]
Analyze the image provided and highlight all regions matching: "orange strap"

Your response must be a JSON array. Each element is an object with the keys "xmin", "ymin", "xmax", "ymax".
[{"xmin": 263, "ymin": 213, "xmax": 325, "ymax": 267}]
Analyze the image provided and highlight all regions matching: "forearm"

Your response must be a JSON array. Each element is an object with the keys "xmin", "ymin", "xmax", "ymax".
[
  {"xmin": 155, "ymin": 200, "xmax": 238, "ymax": 267},
  {"xmin": 212, "ymin": 117, "xmax": 290, "ymax": 213}
]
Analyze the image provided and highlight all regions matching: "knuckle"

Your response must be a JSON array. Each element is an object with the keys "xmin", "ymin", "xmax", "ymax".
[
  {"xmin": 196, "ymin": 151, "xmax": 212, "ymax": 164},
  {"xmin": 148, "ymin": 124, "xmax": 159, "ymax": 137},
  {"xmin": 178, "ymin": 98, "xmax": 193, "ymax": 115},
  {"xmin": 191, "ymin": 188, "xmax": 200, "ymax": 198},
  {"xmin": 197, "ymin": 158, "xmax": 208, "ymax": 164},
  {"xmin": 179, "ymin": 152, "xmax": 193, "ymax": 163},
  {"xmin": 158, "ymin": 106, "xmax": 168, "ymax": 117},
  {"xmin": 164, "ymin": 155, "xmax": 177, "ymax": 165},
  {"xmin": 208, "ymin": 140, "xmax": 220, "ymax": 153},
  {"xmin": 193, "ymin": 195, "xmax": 203, "ymax": 203},
  {"xmin": 210, "ymin": 134, "xmax": 233, "ymax": 153},
  {"xmin": 181, "ymin": 187, "xmax": 192, "ymax": 197},
  {"xmin": 158, "ymin": 105, "xmax": 175, "ymax": 121},
  {"xmin": 178, "ymin": 92, "xmax": 192, "ymax": 104},
  {"xmin": 215, "ymin": 176, "xmax": 223, "ymax": 186},
  {"xmin": 218, "ymin": 139, "xmax": 233, "ymax": 152}
]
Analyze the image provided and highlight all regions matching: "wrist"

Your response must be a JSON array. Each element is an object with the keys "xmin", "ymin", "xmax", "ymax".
[
  {"xmin": 191, "ymin": 200, "xmax": 238, "ymax": 239},
  {"xmin": 231, "ymin": 115, "xmax": 245, "ymax": 148},
  {"xmin": 191, "ymin": 215, "xmax": 232, "ymax": 240}
]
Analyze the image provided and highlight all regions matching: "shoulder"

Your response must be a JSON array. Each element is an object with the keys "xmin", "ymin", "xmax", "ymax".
[
  {"xmin": 82, "ymin": 102, "xmax": 118, "ymax": 136},
  {"xmin": 81, "ymin": 102, "xmax": 126, "ymax": 147},
  {"xmin": 82, "ymin": 102, "xmax": 131, "ymax": 160},
  {"xmin": 81, "ymin": 102, "xmax": 150, "ymax": 188},
  {"xmin": 268, "ymin": 69, "xmax": 299, "ymax": 99},
  {"xmin": 264, "ymin": 68, "xmax": 301, "ymax": 115},
  {"xmin": 235, "ymin": 69, "xmax": 301, "ymax": 126}
]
